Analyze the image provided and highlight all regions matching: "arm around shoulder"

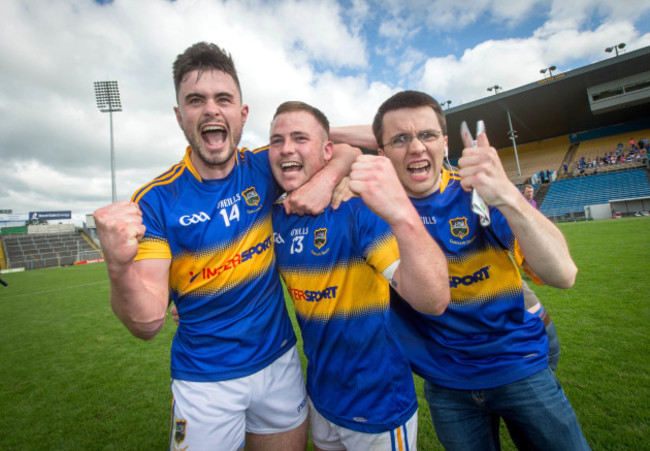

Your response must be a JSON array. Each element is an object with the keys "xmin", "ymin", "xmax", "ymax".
[
  {"xmin": 284, "ymin": 143, "xmax": 361, "ymax": 215},
  {"xmin": 330, "ymin": 125, "xmax": 378, "ymax": 150}
]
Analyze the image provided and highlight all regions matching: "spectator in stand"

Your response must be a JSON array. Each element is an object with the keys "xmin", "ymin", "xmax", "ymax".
[
  {"xmin": 539, "ymin": 170, "xmax": 550, "ymax": 183},
  {"xmin": 522, "ymin": 184, "xmax": 537, "ymax": 209},
  {"xmin": 563, "ymin": 163, "xmax": 568, "ymax": 175}
]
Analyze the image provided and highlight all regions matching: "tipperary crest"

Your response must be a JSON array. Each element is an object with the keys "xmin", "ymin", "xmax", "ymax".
[
  {"xmin": 314, "ymin": 228, "xmax": 327, "ymax": 249},
  {"xmin": 450, "ymin": 217, "xmax": 469, "ymax": 239},
  {"xmin": 242, "ymin": 187, "xmax": 261, "ymax": 206},
  {"xmin": 174, "ymin": 419, "xmax": 187, "ymax": 445}
]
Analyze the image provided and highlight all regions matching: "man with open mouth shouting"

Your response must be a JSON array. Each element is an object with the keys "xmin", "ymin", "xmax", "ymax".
[
  {"xmin": 268, "ymin": 100, "xmax": 449, "ymax": 451},
  {"xmin": 93, "ymin": 42, "xmax": 356, "ymax": 451}
]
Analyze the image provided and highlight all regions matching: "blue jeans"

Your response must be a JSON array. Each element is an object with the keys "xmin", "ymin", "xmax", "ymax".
[{"xmin": 423, "ymin": 367, "xmax": 590, "ymax": 450}]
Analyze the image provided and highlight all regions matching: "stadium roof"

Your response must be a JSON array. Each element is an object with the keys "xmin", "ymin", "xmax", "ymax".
[{"xmin": 445, "ymin": 45, "xmax": 650, "ymax": 157}]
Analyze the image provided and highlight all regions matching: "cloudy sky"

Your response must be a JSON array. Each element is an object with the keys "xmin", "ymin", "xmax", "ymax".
[{"xmin": 1, "ymin": 0, "xmax": 649, "ymax": 225}]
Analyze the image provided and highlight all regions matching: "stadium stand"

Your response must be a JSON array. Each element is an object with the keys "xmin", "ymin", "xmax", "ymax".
[
  {"xmin": 538, "ymin": 168, "xmax": 650, "ymax": 218},
  {"xmin": 442, "ymin": 46, "xmax": 650, "ymax": 222},
  {"xmin": 568, "ymin": 129, "xmax": 649, "ymax": 176},
  {"xmin": 498, "ymin": 136, "xmax": 570, "ymax": 185},
  {"xmin": 0, "ymin": 236, "xmax": 7, "ymax": 271},
  {"xmin": 2, "ymin": 225, "xmax": 103, "ymax": 270}
]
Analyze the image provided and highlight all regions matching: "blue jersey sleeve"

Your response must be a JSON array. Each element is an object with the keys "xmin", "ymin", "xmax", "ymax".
[{"xmin": 354, "ymin": 203, "xmax": 399, "ymax": 274}]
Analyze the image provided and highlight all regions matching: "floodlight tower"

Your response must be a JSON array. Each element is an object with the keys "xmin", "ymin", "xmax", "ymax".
[
  {"xmin": 605, "ymin": 43, "xmax": 626, "ymax": 56},
  {"xmin": 487, "ymin": 85, "xmax": 502, "ymax": 95},
  {"xmin": 94, "ymin": 81, "xmax": 122, "ymax": 203},
  {"xmin": 540, "ymin": 65, "xmax": 557, "ymax": 78}
]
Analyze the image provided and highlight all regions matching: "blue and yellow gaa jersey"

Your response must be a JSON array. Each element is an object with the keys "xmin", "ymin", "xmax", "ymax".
[
  {"xmin": 273, "ymin": 197, "xmax": 418, "ymax": 434},
  {"xmin": 390, "ymin": 169, "xmax": 548, "ymax": 390},
  {"xmin": 132, "ymin": 147, "xmax": 295, "ymax": 382}
]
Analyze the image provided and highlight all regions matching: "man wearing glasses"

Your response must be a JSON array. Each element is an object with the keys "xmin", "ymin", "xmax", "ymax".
[{"xmin": 339, "ymin": 90, "xmax": 589, "ymax": 450}]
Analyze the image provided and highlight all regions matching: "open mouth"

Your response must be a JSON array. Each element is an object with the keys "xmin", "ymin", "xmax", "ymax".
[
  {"xmin": 201, "ymin": 125, "xmax": 227, "ymax": 147},
  {"xmin": 281, "ymin": 161, "xmax": 302, "ymax": 173},
  {"xmin": 407, "ymin": 160, "xmax": 431, "ymax": 175}
]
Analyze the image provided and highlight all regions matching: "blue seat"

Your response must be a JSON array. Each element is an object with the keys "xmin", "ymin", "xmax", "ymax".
[{"xmin": 539, "ymin": 169, "xmax": 650, "ymax": 216}]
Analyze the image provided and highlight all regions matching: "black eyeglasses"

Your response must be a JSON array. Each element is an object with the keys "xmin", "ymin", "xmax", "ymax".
[{"xmin": 386, "ymin": 129, "xmax": 442, "ymax": 149}]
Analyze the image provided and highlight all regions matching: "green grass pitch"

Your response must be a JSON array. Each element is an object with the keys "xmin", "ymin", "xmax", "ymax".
[{"xmin": 0, "ymin": 217, "xmax": 648, "ymax": 450}]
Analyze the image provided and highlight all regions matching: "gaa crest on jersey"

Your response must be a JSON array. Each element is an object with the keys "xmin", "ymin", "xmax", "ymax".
[
  {"xmin": 450, "ymin": 217, "xmax": 469, "ymax": 239},
  {"xmin": 242, "ymin": 187, "xmax": 261, "ymax": 206},
  {"xmin": 314, "ymin": 228, "xmax": 327, "ymax": 249},
  {"xmin": 174, "ymin": 419, "xmax": 187, "ymax": 445}
]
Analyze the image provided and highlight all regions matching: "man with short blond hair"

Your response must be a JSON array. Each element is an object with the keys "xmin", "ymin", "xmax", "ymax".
[{"xmin": 269, "ymin": 100, "xmax": 449, "ymax": 450}]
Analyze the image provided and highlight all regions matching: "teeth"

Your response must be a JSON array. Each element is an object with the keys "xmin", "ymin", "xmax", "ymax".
[
  {"xmin": 408, "ymin": 161, "xmax": 430, "ymax": 170},
  {"xmin": 202, "ymin": 125, "xmax": 225, "ymax": 132},
  {"xmin": 281, "ymin": 162, "xmax": 301, "ymax": 169}
]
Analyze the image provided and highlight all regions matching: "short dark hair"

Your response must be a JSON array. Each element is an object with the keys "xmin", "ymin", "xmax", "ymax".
[
  {"xmin": 272, "ymin": 101, "xmax": 330, "ymax": 136},
  {"xmin": 172, "ymin": 42, "xmax": 242, "ymax": 102},
  {"xmin": 372, "ymin": 91, "xmax": 447, "ymax": 147}
]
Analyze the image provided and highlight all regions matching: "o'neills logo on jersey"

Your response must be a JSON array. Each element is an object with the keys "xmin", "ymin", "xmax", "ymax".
[
  {"xmin": 449, "ymin": 266, "xmax": 490, "ymax": 288},
  {"xmin": 314, "ymin": 228, "xmax": 327, "ymax": 249},
  {"xmin": 242, "ymin": 187, "xmax": 260, "ymax": 206},
  {"xmin": 179, "ymin": 211, "xmax": 210, "ymax": 226},
  {"xmin": 449, "ymin": 217, "xmax": 469, "ymax": 239},
  {"xmin": 287, "ymin": 285, "xmax": 339, "ymax": 302}
]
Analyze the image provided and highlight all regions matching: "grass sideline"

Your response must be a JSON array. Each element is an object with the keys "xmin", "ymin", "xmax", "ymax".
[{"xmin": 0, "ymin": 217, "xmax": 648, "ymax": 450}]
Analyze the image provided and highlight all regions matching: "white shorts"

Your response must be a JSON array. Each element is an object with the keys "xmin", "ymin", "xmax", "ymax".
[
  {"xmin": 308, "ymin": 397, "xmax": 418, "ymax": 451},
  {"xmin": 169, "ymin": 346, "xmax": 308, "ymax": 451}
]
